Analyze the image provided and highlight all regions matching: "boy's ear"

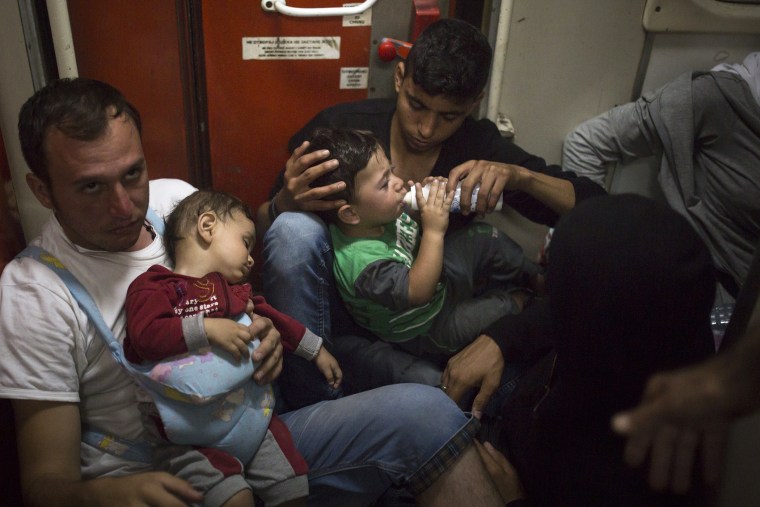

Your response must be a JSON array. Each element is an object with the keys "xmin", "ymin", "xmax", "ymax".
[
  {"xmin": 393, "ymin": 62, "xmax": 406, "ymax": 93},
  {"xmin": 197, "ymin": 211, "xmax": 217, "ymax": 244},
  {"xmin": 337, "ymin": 204, "xmax": 360, "ymax": 226}
]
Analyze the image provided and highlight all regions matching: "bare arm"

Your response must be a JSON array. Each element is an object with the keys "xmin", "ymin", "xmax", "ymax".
[
  {"xmin": 407, "ymin": 179, "xmax": 452, "ymax": 306},
  {"xmin": 13, "ymin": 399, "xmax": 201, "ymax": 507},
  {"xmin": 447, "ymin": 160, "xmax": 576, "ymax": 218}
]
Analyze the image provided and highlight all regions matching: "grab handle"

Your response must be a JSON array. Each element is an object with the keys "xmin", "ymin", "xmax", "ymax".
[{"xmin": 261, "ymin": 0, "xmax": 378, "ymax": 17}]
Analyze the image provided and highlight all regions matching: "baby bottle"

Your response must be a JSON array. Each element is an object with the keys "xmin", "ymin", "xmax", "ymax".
[{"xmin": 403, "ymin": 181, "xmax": 503, "ymax": 213}]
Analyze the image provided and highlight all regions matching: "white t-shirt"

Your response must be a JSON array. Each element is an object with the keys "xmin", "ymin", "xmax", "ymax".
[{"xmin": 0, "ymin": 179, "xmax": 195, "ymax": 450}]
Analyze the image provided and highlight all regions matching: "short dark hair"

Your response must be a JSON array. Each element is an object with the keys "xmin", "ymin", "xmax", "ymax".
[
  {"xmin": 307, "ymin": 127, "xmax": 386, "ymax": 223},
  {"xmin": 18, "ymin": 77, "xmax": 142, "ymax": 183},
  {"xmin": 404, "ymin": 18, "xmax": 492, "ymax": 99},
  {"xmin": 164, "ymin": 190, "xmax": 253, "ymax": 264}
]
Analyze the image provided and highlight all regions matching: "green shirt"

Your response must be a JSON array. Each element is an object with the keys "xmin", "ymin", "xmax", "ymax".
[{"xmin": 330, "ymin": 212, "xmax": 446, "ymax": 342}]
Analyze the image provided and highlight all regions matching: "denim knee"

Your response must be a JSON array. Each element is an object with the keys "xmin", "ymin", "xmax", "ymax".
[{"xmin": 262, "ymin": 212, "xmax": 333, "ymax": 336}]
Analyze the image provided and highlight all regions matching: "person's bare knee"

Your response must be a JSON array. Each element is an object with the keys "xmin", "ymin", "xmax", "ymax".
[
  {"xmin": 271, "ymin": 497, "xmax": 307, "ymax": 507},
  {"xmin": 415, "ymin": 443, "xmax": 502, "ymax": 506},
  {"xmin": 221, "ymin": 488, "xmax": 255, "ymax": 507}
]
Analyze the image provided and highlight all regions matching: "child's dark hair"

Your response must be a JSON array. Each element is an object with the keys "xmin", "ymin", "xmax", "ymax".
[
  {"xmin": 307, "ymin": 128, "xmax": 386, "ymax": 222},
  {"xmin": 164, "ymin": 190, "xmax": 254, "ymax": 263},
  {"xmin": 405, "ymin": 18, "xmax": 492, "ymax": 100}
]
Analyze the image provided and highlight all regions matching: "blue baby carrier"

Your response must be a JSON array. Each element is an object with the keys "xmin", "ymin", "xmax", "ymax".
[{"xmin": 17, "ymin": 209, "xmax": 273, "ymax": 464}]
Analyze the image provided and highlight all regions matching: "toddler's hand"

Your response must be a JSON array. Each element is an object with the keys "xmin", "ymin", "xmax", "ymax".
[
  {"xmin": 314, "ymin": 346, "xmax": 342, "ymax": 389},
  {"xmin": 204, "ymin": 317, "xmax": 253, "ymax": 361},
  {"xmin": 413, "ymin": 178, "xmax": 453, "ymax": 236}
]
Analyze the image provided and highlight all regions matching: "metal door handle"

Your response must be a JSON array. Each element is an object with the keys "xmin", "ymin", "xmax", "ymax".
[{"xmin": 261, "ymin": 0, "xmax": 378, "ymax": 17}]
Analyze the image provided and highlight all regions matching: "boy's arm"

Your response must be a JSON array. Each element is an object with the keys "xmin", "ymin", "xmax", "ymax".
[
  {"xmin": 448, "ymin": 160, "xmax": 579, "ymax": 218},
  {"xmin": 407, "ymin": 227, "xmax": 445, "ymax": 305},
  {"xmin": 12, "ymin": 399, "xmax": 201, "ymax": 507},
  {"xmin": 408, "ymin": 180, "xmax": 452, "ymax": 305},
  {"xmin": 251, "ymin": 295, "xmax": 340, "ymax": 387},
  {"xmin": 445, "ymin": 121, "xmax": 606, "ymax": 225},
  {"xmin": 442, "ymin": 302, "xmax": 553, "ymax": 419},
  {"xmin": 250, "ymin": 295, "xmax": 322, "ymax": 360}
]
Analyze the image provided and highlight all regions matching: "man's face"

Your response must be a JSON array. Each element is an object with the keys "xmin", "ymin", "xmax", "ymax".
[
  {"xmin": 30, "ymin": 115, "xmax": 150, "ymax": 252},
  {"xmin": 393, "ymin": 63, "xmax": 481, "ymax": 154}
]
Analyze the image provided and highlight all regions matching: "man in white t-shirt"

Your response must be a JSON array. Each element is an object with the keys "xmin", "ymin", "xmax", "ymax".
[{"xmin": 0, "ymin": 77, "xmax": 503, "ymax": 506}]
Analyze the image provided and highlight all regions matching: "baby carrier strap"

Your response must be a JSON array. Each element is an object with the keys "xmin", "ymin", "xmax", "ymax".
[
  {"xmin": 15, "ymin": 244, "xmax": 154, "ymax": 463},
  {"xmin": 17, "ymin": 246, "xmax": 129, "ymax": 365},
  {"xmin": 146, "ymin": 207, "xmax": 165, "ymax": 237},
  {"xmin": 16, "ymin": 207, "xmax": 274, "ymax": 464},
  {"xmin": 16, "ymin": 207, "xmax": 166, "ymax": 361}
]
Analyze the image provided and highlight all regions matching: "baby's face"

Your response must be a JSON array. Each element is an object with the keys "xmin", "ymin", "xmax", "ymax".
[
  {"xmin": 351, "ymin": 149, "xmax": 408, "ymax": 227},
  {"xmin": 208, "ymin": 210, "xmax": 255, "ymax": 283}
]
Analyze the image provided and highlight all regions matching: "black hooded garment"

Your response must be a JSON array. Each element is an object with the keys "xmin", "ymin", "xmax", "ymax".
[{"xmin": 495, "ymin": 194, "xmax": 716, "ymax": 507}]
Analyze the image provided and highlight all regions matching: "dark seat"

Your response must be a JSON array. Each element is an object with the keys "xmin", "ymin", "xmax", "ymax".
[{"xmin": 0, "ymin": 398, "xmax": 22, "ymax": 505}]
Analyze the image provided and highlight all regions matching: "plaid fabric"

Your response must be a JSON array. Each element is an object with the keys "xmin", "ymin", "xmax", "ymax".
[{"xmin": 406, "ymin": 414, "xmax": 480, "ymax": 494}]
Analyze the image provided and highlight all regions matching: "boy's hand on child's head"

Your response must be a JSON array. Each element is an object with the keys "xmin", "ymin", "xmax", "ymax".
[
  {"xmin": 281, "ymin": 140, "xmax": 345, "ymax": 213},
  {"xmin": 314, "ymin": 347, "xmax": 343, "ymax": 389},
  {"xmin": 415, "ymin": 178, "xmax": 452, "ymax": 235},
  {"xmin": 204, "ymin": 318, "xmax": 252, "ymax": 362}
]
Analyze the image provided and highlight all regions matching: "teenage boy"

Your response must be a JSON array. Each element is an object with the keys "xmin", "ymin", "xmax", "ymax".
[{"xmin": 256, "ymin": 18, "xmax": 604, "ymax": 408}]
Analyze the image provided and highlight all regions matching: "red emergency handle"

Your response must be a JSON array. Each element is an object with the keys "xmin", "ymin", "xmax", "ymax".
[{"xmin": 378, "ymin": 37, "xmax": 412, "ymax": 62}]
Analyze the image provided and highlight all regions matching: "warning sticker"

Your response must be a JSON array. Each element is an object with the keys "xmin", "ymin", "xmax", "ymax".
[
  {"xmin": 243, "ymin": 37, "xmax": 341, "ymax": 60},
  {"xmin": 340, "ymin": 67, "xmax": 369, "ymax": 89}
]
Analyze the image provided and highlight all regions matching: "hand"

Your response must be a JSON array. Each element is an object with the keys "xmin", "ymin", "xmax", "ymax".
[
  {"xmin": 475, "ymin": 440, "xmax": 526, "ymax": 504},
  {"xmin": 414, "ymin": 178, "xmax": 452, "ymax": 235},
  {"xmin": 204, "ymin": 318, "xmax": 252, "ymax": 361},
  {"xmin": 86, "ymin": 472, "xmax": 203, "ymax": 507},
  {"xmin": 277, "ymin": 140, "xmax": 346, "ymax": 213},
  {"xmin": 610, "ymin": 357, "xmax": 737, "ymax": 494},
  {"xmin": 448, "ymin": 160, "xmax": 526, "ymax": 216},
  {"xmin": 314, "ymin": 346, "xmax": 343, "ymax": 389},
  {"xmin": 441, "ymin": 334, "xmax": 504, "ymax": 419},
  {"xmin": 13, "ymin": 400, "xmax": 203, "ymax": 507},
  {"xmin": 250, "ymin": 316, "xmax": 283, "ymax": 384}
]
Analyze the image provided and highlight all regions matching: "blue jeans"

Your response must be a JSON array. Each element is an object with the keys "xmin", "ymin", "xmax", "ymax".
[
  {"xmin": 262, "ymin": 212, "xmax": 443, "ymax": 409},
  {"xmin": 279, "ymin": 383, "xmax": 478, "ymax": 505}
]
